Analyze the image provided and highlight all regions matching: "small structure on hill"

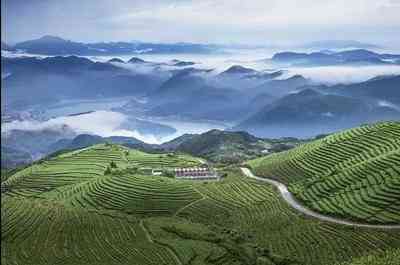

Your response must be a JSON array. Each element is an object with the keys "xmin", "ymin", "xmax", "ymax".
[
  {"xmin": 151, "ymin": 169, "xmax": 163, "ymax": 176},
  {"xmin": 174, "ymin": 167, "xmax": 218, "ymax": 180}
]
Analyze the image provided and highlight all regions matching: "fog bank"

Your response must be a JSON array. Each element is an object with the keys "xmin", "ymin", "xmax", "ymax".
[{"xmin": 2, "ymin": 111, "xmax": 164, "ymax": 144}]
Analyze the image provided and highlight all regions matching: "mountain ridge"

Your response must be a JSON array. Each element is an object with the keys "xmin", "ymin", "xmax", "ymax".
[
  {"xmin": 12, "ymin": 35, "xmax": 218, "ymax": 55},
  {"xmin": 271, "ymin": 49, "xmax": 400, "ymax": 66}
]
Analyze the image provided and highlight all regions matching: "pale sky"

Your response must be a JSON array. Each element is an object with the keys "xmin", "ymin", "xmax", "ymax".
[{"xmin": 2, "ymin": 0, "xmax": 400, "ymax": 47}]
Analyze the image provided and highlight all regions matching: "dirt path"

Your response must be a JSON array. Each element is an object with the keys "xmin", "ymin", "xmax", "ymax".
[
  {"xmin": 139, "ymin": 219, "xmax": 154, "ymax": 243},
  {"xmin": 139, "ymin": 219, "xmax": 183, "ymax": 265},
  {"xmin": 240, "ymin": 167, "xmax": 400, "ymax": 230},
  {"xmin": 174, "ymin": 197, "xmax": 206, "ymax": 217}
]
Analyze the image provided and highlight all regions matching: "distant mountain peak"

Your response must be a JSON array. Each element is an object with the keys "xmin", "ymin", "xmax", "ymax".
[
  {"xmin": 207, "ymin": 129, "xmax": 224, "ymax": 134},
  {"xmin": 294, "ymin": 88, "xmax": 320, "ymax": 97},
  {"xmin": 128, "ymin": 57, "xmax": 146, "ymax": 63},
  {"xmin": 37, "ymin": 35, "xmax": 68, "ymax": 43},
  {"xmin": 221, "ymin": 65, "xmax": 256, "ymax": 75},
  {"xmin": 271, "ymin": 49, "xmax": 399, "ymax": 66},
  {"xmin": 335, "ymin": 49, "xmax": 379, "ymax": 57},
  {"xmin": 287, "ymin": 74, "xmax": 307, "ymax": 81},
  {"xmin": 172, "ymin": 60, "xmax": 196, "ymax": 67},
  {"xmin": 303, "ymin": 40, "xmax": 380, "ymax": 49},
  {"xmin": 108, "ymin": 58, "xmax": 125, "ymax": 63}
]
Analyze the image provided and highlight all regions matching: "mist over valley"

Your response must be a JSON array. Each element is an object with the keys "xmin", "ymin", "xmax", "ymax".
[{"xmin": 2, "ymin": 40, "xmax": 400, "ymax": 167}]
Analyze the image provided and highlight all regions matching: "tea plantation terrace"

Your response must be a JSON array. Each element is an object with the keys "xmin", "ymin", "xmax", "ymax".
[
  {"xmin": 247, "ymin": 121, "xmax": 400, "ymax": 225},
  {"xmin": 2, "ymin": 123, "xmax": 400, "ymax": 265}
]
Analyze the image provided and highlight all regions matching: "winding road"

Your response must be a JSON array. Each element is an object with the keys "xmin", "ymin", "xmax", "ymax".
[{"xmin": 240, "ymin": 167, "xmax": 400, "ymax": 229}]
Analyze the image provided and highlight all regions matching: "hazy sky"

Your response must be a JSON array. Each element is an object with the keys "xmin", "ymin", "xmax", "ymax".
[{"xmin": 2, "ymin": 0, "xmax": 400, "ymax": 47}]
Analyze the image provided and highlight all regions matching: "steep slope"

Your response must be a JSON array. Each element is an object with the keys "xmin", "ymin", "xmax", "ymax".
[{"xmin": 247, "ymin": 121, "xmax": 400, "ymax": 224}]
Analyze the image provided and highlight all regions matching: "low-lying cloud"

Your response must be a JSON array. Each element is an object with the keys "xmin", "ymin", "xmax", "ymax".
[
  {"xmin": 2, "ymin": 110, "xmax": 231, "ymax": 144},
  {"xmin": 2, "ymin": 111, "xmax": 165, "ymax": 144},
  {"xmin": 378, "ymin": 100, "xmax": 400, "ymax": 111},
  {"xmin": 280, "ymin": 65, "xmax": 400, "ymax": 85}
]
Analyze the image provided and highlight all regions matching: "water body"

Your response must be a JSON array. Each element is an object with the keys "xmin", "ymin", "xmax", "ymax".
[
  {"xmin": 40, "ymin": 97, "xmax": 134, "ymax": 119},
  {"xmin": 144, "ymin": 116, "xmax": 230, "ymax": 143}
]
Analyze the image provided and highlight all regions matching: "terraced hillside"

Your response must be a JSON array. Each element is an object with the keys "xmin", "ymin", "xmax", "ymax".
[
  {"xmin": 2, "ymin": 197, "xmax": 181, "ymax": 265},
  {"xmin": 2, "ymin": 145, "xmax": 295, "ymax": 265},
  {"xmin": 2, "ymin": 140, "xmax": 400, "ymax": 265},
  {"xmin": 247, "ymin": 121, "xmax": 400, "ymax": 224},
  {"xmin": 2, "ymin": 144, "xmax": 200, "ymax": 197},
  {"xmin": 177, "ymin": 169, "xmax": 400, "ymax": 265}
]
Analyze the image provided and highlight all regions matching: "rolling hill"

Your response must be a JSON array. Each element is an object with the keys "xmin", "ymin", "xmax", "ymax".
[
  {"xmin": 162, "ymin": 129, "xmax": 304, "ymax": 164},
  {"xmin": 247, "ymin": 121, "xmax": 400, "ymax": 224},
  {"xmin": 49, "ymin": 134, "xmax": 147, "ymax": 151},
  {"xmin": 1, "ymin": 129, "xmax": 304, "ymax": 170},
  {"xmin": 2, "ymin": 142, "xmax": 399, "ymax": 265}
]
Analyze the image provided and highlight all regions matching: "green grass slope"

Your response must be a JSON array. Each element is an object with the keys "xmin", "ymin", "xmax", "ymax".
[
  {"xmin": 2, "ymin": 143, "xmax": 400, "ymax": 265},
  {"xmin": 247, "ymin": 121, "xmax": 400, "ymax": 224}
]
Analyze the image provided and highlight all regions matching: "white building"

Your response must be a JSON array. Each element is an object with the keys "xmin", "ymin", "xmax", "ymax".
[{"xmin": 174, "ymin": 167, "xmax": 218, "ymax": 180}]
